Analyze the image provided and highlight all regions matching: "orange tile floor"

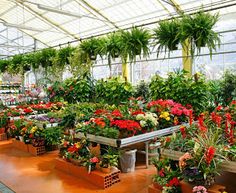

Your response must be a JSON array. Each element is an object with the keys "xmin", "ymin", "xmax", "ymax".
[{"xmin": 0, "ymin": 140, "xmax": 235, "ymax": 193}]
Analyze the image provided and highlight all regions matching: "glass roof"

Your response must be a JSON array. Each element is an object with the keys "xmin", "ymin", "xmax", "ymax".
[{"xmin": 0, "ymin": 0, "xmax": 236, "ymax": 58}]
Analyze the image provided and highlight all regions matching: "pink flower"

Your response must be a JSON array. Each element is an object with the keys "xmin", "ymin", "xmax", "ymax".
[{"xmin": 90, "ymin": 157, "xmax": 99, "ymax": 163}]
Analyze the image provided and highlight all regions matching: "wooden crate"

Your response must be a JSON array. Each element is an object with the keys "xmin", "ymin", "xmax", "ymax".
[
  {"xmin": 55, "ymin": 158, "xmax": 120, "ymax": 189},
  {"xmin": 28, "ymin": 144, "xmax": 45, "ymax": 156},
  {"xmin": 221, "ymin": 160, "xmax": 236, "ymax": 173},
  {"xmin": 12, "ymin": 139, "xmax": 28, "ymax": 152},
  {"xmin": 0, "ymin": 133, "xmax": 7, "ymax": 141}
]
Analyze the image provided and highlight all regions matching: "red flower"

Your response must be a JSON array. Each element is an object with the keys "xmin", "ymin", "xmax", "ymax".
[
  {"xmin": 180, "ymin": 126, "xmax": 186, "ymax": 138},
  {"xmin": 216, "ymin": 105, "xmax": 223, "ymax": 111},
  {"xmin": 205, "ymin": 146, "xmax": 216, "ymax": 165},
  {"xmin": 131, "ymin": 109, "xmax": 145, "ymax": 116},
  {"xmin": 111, "ymin": 109, "xmax": 123, "ymax": 118},
  {"xmin": 166, "ymin": 177, "xmax": 180, "ymax": 187},
  {"xmin": 94, "ymin": 109, "xmax": 108, "ymax": 115},
  {"xmin": 67, "ymin": 145, "xmax": 78, "ymax": 153},
  {"xmin": 158, "ymin": 168, "xmax": 165, "ymax": 177},
  {"xmin": 110, "ymin": 120, "xmax": 141, "ymax": 136},
  {"xmin": 165, "ymin": 137, "xmax": 171, "ymax": 143}
]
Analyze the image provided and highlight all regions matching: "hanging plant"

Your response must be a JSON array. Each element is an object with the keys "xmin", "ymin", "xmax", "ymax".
[
  {"xmin": 39, "ymin": 48, "xmax": 57, "ymax": 68},
  {"xmin": 120, "ymin": 27, "xmax": 151, "ymax": 63},
  {"xmin": 8, "ymin": 54, "xmax": 23, "ymax": 74},
  {"xmin": 179, "ymin": 10, "xmax": 220, "ymax": 58},
  {"xmin": 55, "ymin": 46, "xmax": 76, "ymax": 68},
  {"xmin": 153, "ymin": 19, "xmax": 181, "ymax": 57},
  {"xmin": 0, "ymin": 60, "xmax": 9, "ymax": 73},
  {"xmin": 104, "ymin": 32, "xmax": 122, "ymax": 69},
  {"xmin": 79, "ymin": 38, "xmax": 101, "ymax": 61}
]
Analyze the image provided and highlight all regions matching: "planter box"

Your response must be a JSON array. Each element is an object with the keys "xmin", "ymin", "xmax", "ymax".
[
  {"xmin": 160, "ymin": 148, "xmax": 185, "ymax": 160},
  {"xmin": 0, "ymin": 133, "xmax": 7, "ymax": 141},
  {"xmin": 180, "ymin": 180, "xmax": 226, "ymax": 193},
  {"xmin": 221, "ymin": 160, "xmax": 236, "ymax": 173},
  {"xmin": 12, "ymin": 139, "xmax": 28, "ymax": 152},
  {"xmin": 161, "ymin": 148, "xmax": 236, "ymax": 173},
  {"xmin": 28, "ymin": 144, "xmax": 45, "ymax": 156},
  {"xmin": 148, "ymin": 184, "xmax": 162, "ymax": 193},
  {"xmin": 55, "ymin": 158, "xmax": 120, "ymax": 189}
]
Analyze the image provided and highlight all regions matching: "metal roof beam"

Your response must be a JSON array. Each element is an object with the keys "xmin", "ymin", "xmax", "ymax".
[
  {"xmin": 75, "ymin": 0, "xmax": 119, "ymax": 29},
  {"xmin": 15, "ymin": 0, "xmax": 80, "ymax": 40}
]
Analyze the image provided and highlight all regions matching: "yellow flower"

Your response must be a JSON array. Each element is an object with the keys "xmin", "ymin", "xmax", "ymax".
[
  {"xmin": 160, "ymin": 111, "xmax": 170, "ymax": 119},
  {"xmin": 165, "ymin": 117, "xmax": 170, "ymax": 121},
  {"xmin": 75, "ymin": 142, "xmax": 81, "ymax": 149}
]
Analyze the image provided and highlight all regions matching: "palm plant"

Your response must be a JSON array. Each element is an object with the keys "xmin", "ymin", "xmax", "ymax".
[
  {"xmin": 120, "ymin": 27, "xmax": 151, "ymax": 63},
  {"xmin": 153, "ymin": 19, "xmax": 181, "ymax": 57},
  {"xmin": 179, "ymin": 11, "xmax": 220, "ymax": 58}
]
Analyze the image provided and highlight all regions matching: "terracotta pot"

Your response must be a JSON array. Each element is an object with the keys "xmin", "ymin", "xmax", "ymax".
[
  {"xmin": 101, "ymin": 167, "xmax": 111, "ymax": 174},
  {"xmin": 152, "ymin": 182, "xmax": 163, "ymax": 190},
  {"xmin": 0, "ymin": 128, "xmax": 5, "ymax": 134},
  {"xmin": 180, "ymin": 180, "xmax": 193, "ymax": 193}
]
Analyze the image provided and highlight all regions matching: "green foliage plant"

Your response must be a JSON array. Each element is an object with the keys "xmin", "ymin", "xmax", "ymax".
[{"xmin": 153, "ymin": 19, "xmax": 181, "ymax": 57}]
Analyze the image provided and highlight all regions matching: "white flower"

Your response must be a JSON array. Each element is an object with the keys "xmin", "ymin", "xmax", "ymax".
[
  {"xmin": 140, "ymin": 120, "xmax": 147, "ymax": 127},
  {"xmin": 136, "ymin": 114, "xmax": 145, "ymax": 120}
]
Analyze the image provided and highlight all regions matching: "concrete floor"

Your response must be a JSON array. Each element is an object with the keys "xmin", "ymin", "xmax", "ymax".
[{"xmin": 0, "ymin": 140, "xmax": 235, "ymax": 193}]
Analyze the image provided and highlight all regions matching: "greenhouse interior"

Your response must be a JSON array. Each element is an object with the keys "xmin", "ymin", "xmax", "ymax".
[{"xmin": 0, "ymin": 0, "xmax": 236, "ymax": 193}]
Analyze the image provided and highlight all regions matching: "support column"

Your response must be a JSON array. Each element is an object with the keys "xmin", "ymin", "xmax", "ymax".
[
  {"xmin": 122, "ymin": 62, "xmax": 130, "ymax": 82},
  {"xmin": 182, "ymin": 40, "xmax": 192, "ymax": 76}
]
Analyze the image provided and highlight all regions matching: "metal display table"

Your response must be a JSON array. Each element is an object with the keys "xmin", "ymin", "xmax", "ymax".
[{"xmin": 75, "ymin": 123, "xmax": 190, "ymax": 168}]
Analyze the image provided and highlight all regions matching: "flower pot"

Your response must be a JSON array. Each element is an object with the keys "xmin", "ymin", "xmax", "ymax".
[
  {"xmin": 71, "ymin": 159, "xmax": 81, "ymax": 166},
  {"xmin": 19, "ymin": 136, "xmax": 24, "ymax": 142},
  {"xmin": 152, "ymin": 182, "xmax": 163, "ymax": 190},
  {"xmin": 0, "ymin": 128, "xmax": 5, "ymax": 134},
  {"xmin": 89, "ymin": 55, "xmax": 97, "ymax": 60},
  {"xmin": 101, "ymin": 167, "xmax": 111, "ymax": 174}
]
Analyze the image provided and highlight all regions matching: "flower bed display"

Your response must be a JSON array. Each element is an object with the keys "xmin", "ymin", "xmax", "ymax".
[{"xmin": 76, "ymin": 99, "xmax": 192, "ymax": 141}]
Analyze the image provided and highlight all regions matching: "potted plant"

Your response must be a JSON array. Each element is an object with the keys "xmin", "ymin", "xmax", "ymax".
[
  {"xmin": 102, "ymin": 32, "xmax": 123, "ymax": 73},
  {"xmin": 55, "ymin": 46, "xmax": 75, "ymax": 67},
  {"xmin": 100, "ymin": 147, "xmax": 119, "ymax": 173},
  {"xmin": 79, "ymin": 38, "xmax": 102, "ymax": 61},
  {"xmin": 39, "ymin": 48, "xmax": 57, "ymax": 68},
  {"xmin": 179, "ymin": 129, "xmax": 224, "ymax": 189},
  {"xmin": 151, "ymin": 158, "xmax": 181, "ymax": 192},
  {"xmin": 120, "ymin": 27, "xmax": 151, "ymax": 63},
  {"xmin": 153, "ymin": 19, "xmax": 181, "ymax": 57},
  {"xmin": 43, "ymin": 127, "xmax": 61, "ymax": 151},
  {"xmin": 179, "ymin": 10, "xmax": 220, "ymax": 58}
]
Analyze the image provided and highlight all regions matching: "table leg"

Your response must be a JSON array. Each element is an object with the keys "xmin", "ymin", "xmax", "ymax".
[{"xmin": 145, "ymin": 141, "xmax": 149, "ymax": 168}]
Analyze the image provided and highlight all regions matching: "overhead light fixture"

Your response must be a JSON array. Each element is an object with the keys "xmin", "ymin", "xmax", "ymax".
[
  {"xmin": 37, "ymin": 4, "xmax": 108, "ymax": 22},
  {"xmin": 37, "ymin": 4, "xmax": 82, "ymax": 18},
  {"xmin": 3, "ymin": 23, "xmax": 44, "ymax": 32}
]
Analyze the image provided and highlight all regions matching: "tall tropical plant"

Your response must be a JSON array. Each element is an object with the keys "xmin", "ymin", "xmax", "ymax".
[
  {"xmin": 120, "ymin": 27, "xmax": 151, "ymax": 63},
  {"xmin": 153, "ymin": 19, "xmax": 181, "ymax": 57},
  {"xmin": 179, "ymin": 10, "xmax": 220, "ymax": 58}
]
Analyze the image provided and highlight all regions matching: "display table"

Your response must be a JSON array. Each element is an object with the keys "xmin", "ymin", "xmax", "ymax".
[{"xmin": 76, "ymin": 123, "xmax": 190, "ymax": 168}]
